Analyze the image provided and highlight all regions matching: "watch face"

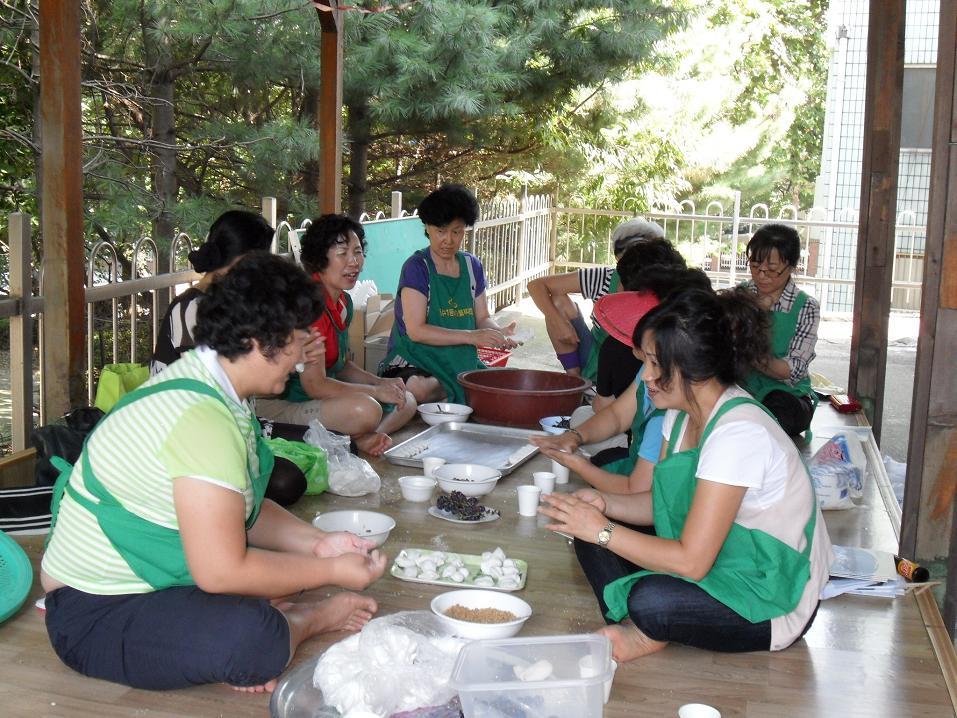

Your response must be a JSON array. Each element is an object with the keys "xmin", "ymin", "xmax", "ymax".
[{"xmin": 598, "ymin": 529, "xmax": 611, "ymax": 545}]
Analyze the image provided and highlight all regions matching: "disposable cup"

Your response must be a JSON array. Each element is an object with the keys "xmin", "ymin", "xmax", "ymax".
[
  {"xmin": 678, "ymin": 704, "xmax": 721, "ymax": 718},
  {"xmin": 578, "ymin": 654, "xmax": 617, "ymax": 703},
  {"xmin": 517, "ymin": 485, "xmax": 542, "ymax": 517},
  {"xmin": 423, "ymin": 457, "xmax": 446, "ymax": 478},
  {"xmin": 551, "ymin": 459, "xmax": 570, "ymax": 484},
  {"xmin": 532, "ymin": 471, "xmax": 556, "ymax": 494}
]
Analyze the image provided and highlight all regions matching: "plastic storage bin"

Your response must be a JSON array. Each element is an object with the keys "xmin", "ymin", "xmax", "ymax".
[{"xmin": 450, "ymin": 634, "xmax": 612, "ymax": 718}]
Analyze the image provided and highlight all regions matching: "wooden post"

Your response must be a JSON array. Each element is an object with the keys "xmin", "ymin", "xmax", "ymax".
[
  {"xmin": 317, "ymin": 2, "xmax": 343, "ymax": 214},
  {"xmin": 39, "ymin": 0, "xmax": 86, "ymax": 415},
  {"xmin": 8, "ymin": 214, "xmax": 35, "ymax": 452},
  {"xmin": 847, "ymin": 1, "xmax": 905, "ymax": 443},
  {"xmin": 899, "ymin": 0, "xmax": 957, "ymax": 638}
]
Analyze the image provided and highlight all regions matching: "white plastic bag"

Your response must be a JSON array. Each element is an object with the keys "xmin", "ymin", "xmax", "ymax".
[
  {"xmin": 808, "ymin": 433, "xmax": 866, "ymax": 510},
  {"xmin": 314, "ymin": 611, "xmax": 464, "ymax": 718},
  {"xmin": 303, "ymin": 420, "xmax": 380, "ymax": 496},
  {"xmin": 347, "ymin": 280, "xmax": 378, "ymax": 311}
]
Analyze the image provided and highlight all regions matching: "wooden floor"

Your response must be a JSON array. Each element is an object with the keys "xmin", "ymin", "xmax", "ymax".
[{"xmin": 1, "ymin": 404, "xmax": 954, "ymax": 717}]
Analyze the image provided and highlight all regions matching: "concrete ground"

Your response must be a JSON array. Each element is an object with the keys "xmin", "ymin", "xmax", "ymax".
[{"xmin": 495, "ymin": 298, "xmax": 918, "ymax": 463}]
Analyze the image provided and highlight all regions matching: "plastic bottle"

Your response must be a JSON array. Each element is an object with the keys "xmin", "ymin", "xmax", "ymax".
[{"xmin": 894, "ymin": 555, "xmax": 930, "ymax": 582}]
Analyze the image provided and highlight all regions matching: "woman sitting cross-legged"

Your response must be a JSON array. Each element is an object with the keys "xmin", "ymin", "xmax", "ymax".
[
  {"xmin": 256, "ymin": 214, "xmax": 417, "ymax": 457},
  {"xmin": 41, "ymin": 253, "xmax": 387, "ymax": 692},
  {"xmin": 539, "ymin": 287, "xmax": 832, "ymax": 663}
]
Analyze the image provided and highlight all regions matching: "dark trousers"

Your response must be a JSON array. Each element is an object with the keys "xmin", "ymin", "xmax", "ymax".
[
  {"xmin": 574, "ymin": 538, "xmax": 774, "ymax": 652},
  {"xmin": 762, "ymin": 390, "xmax": 815, "ymax": 437},
  {"xmin": 45, "ymin": 585, "xmax": 290, "ymax": 689}
]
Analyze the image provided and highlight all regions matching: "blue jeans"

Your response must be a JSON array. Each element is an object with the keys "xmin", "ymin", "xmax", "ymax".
[
  {"xmin": 45, "ymin": 585, "xmax": 290, "ymax": 689},
  {"xmin": 575, "ymin": 538, "xmax": 784, "ymax": 652}
]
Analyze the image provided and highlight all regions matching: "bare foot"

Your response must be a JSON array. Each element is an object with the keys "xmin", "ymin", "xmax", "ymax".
[
  {"xmin": 597, "ymin": 619, "xmax": 667, "ymax": 663},
  {"xmin": 230, "ymin": 678, "xmax": 278, "ymax": 694},
  {"xmin": 281, "ymin": 591, "xmax": 378, "ymax": 643},
  {"xmin": 355, "ymin": 432, "xmax": 392, "ymax": 457}
]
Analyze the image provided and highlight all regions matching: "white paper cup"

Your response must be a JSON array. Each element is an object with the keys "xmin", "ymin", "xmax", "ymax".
[
  {"xmin": 578, "ymin": 654, "xmax": 617, "ymax": 703},
  {"xmin": 678, "ymin": 704, "xmax": 721, "ymax": 718},
  {"xmin": 551, "ymin": 459, "xmax": 570, "ymax": 484},
  {"xmin": 422, "ymin": 457, "xmax": 446, "ymax": 478},
  {"xmin": 532, "ymin": 471, "xmax": 556, "ymax": 494},
  {"xmin": 517, "ymin": 485, "xmax": 542, "ymax": 517}
]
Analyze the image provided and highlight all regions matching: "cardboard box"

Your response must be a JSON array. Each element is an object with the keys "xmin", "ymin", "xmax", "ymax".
[{"xmin": 347, "ymin": 294, "xmax": 395, "ymax": 370}]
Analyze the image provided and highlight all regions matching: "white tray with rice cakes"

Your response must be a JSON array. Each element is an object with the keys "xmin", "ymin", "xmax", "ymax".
[{"xmin": 390, "ymin": 547, "xmax": 528, "ymax": 592}]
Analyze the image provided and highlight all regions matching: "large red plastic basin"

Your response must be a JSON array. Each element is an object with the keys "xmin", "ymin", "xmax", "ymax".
[{"xmin": 457, "ymin": 368, "xmax": 589, "ymax": 429}]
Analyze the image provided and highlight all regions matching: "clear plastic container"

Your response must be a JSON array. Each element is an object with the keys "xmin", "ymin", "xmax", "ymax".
[{"xmin": 450, "ymin": 634, "xmax": 613, "ymax": 718}]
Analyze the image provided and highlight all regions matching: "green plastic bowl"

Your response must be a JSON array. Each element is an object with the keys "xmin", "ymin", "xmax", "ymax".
[{"xmin": 0, "ymin": 530, "xmax": 33, "ymax": 623}]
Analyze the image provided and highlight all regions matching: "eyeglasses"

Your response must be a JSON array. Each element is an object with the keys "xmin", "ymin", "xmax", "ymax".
[{"xmin": 748, "ymin": 262, "xmax": 789, "ymax": 277}]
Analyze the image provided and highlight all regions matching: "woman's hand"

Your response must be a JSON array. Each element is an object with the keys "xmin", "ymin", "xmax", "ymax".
[
  {"xmin": 574, "ymin": 488, "xmax": 607, "ymax": 513},
  {"xmin": 313, "ymin": 531, "xmax": 377, "ymax": 558},
  {"xmin": 539, "ymin": 492, "xmax": 608, "ymax": 544},
  {"xmin": 303, "ymin": 329, "xmax": 325, "ymax": 365},
  {"xmin": 332, "ymin": 550, "xmax": 389, "ymax": 590},
  {"xmin": 470, "ymin": 327, "xmax": 512, "ymax": 349},
  {"xmin": 529, "ymin": 431, "xmax": 580, "ymax": 454},
  {"xmin": 374, "ymin": 377, "xmax": 408, "ymax": 407}
]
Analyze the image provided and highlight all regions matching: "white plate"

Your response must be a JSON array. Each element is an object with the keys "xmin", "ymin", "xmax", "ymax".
[
  {"xmin": 390, "ymin": 548, "xmax": 527, "ymax": 591},
  {"xmin": 427, "ymin": 506, "xmax": 499, "ymax": 524}
]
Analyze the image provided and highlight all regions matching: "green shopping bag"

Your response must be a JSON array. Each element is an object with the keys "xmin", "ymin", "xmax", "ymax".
[
  {"xmin": 265, "ymin": 438, "xmax": 329, "ymax": 495},
  {"xmin": 93, "ymin": 363, "xmax": 150, "ymax": 412}
]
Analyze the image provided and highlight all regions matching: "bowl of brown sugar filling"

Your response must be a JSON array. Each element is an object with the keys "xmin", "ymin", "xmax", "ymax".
[{"xmin": 431, "ymin": 589, "xmax": 532, "ymax": 639}]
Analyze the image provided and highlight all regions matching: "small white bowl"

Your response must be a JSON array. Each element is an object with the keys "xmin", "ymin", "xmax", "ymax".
[
  {"xmin": 312, "ymin": 510, "xmax": 395, "ymax": 547},
  {"xmin": 419, "ymin": 402, "xmax": 473, "ymax": 426},
  {"xmin": 433, "ymin": 463, "xmax": 502, "ymax": 496},
  {"xmin": 398, "ymin": 475, "xmax": 437, "ymax": 502},
  {"xmin": 431, "ymin": 589, "xmax": 532, "ymax": 639},
  {"xmin": 539, "ymin": 415, "xmax": 571, "ymax": 434}
]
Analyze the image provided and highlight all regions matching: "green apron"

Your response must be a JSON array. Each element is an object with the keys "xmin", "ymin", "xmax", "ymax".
[
  {"xmin": 582, "ymin": 271, "xmax": 621, "ymax": 383},
  {"xmin": 603, "ymin": 370, "xmax": 664, "ymax": 477},
  {"xmin": 282, "ymin": 293, "xmax": 353, "ymax": 402},
  {"xmin": 604, "ymin": 397, "xmax": 816, "ymax": 624},
  {"xmin": 742, "ymin": 290, "xmax": 816, "ymax": 404},
  {"xmin": 48, "ymin": 377, "xmax": 273, "ymax": 590},
  {"xmin": 383, "ymin": 250, "xmax": 484, "ymax": 404}
]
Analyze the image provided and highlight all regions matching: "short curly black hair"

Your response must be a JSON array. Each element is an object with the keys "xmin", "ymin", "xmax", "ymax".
[
  {"xmin": 417, "ymin": 184, "xmax": 480, "ymax": 229},
  {"xmin": 194, "ymin": 252, "xmax": 322, "ymax": 359},
  {"xmin": 300, "ymin": 214, "xmax": 367, "ymax": 275}
]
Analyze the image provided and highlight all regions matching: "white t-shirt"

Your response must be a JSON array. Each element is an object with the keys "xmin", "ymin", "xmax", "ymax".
[{"xmin": 661, "ymin": 385, "xmax": 833, "ymax": 650}]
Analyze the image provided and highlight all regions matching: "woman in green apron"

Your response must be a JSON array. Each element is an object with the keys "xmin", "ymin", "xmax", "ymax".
[
  {"xmin": 256, "ymin": 214, "xmax": 417, "ymax": 456},
  {"xmin": 540, "ymin": 288, "xmax": 832, "ymax": 664},
  {"xmin": 380, "ymin": 184, "xmax": 517, "ymax": 405},
  {"xmin": 741, "ymin": 223, "xmax": 820, "ymax": 437},
  {"xmin": 41, "ymin": 254, "xmax": 387, "ymax": 692}
]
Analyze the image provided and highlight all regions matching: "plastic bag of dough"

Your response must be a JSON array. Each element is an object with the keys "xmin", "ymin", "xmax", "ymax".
[
  {"xmin": 314, "ymin": 611, "xmax": 464, "ymax": 718},
  {"xmin": 304, "ymin": 420, "xmax": 381, "ymax": 496}
]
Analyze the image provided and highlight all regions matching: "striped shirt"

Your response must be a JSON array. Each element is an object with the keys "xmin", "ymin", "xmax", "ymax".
[
  {"xmin": 744, "ymin": 277, "xmax": 820, "ymax": 385},
  {"xmin": 578, "ymin": 267, "xmax": 615, "ymax": 301},
  {"xmin": 42, "ymin": 347, "xmax": 257, "ymax": 594}
]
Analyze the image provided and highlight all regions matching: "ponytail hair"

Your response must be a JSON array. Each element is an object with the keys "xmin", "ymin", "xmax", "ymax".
[
  {"xmin": 188, "ymin": 210, "xmax": 273, "ymax": 273},
  {"xmin": 634, "ymin": 287, "xmax": 769, "ymax": 398}
]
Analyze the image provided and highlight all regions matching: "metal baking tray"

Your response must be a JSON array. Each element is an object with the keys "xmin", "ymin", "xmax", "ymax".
[{"xmin": 384, "ymin": 422, "xmax": 549, "ymax": 475}]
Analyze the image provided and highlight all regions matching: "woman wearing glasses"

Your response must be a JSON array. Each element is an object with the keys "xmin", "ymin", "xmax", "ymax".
[{"xmin": 742, "ymin": 223, "xmax": 819, "ymax": 437}]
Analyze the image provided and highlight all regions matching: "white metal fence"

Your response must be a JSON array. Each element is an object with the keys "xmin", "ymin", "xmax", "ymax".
[{"xmin": 554, "ymin": 191, "xmax": 925, "ymax": 313}]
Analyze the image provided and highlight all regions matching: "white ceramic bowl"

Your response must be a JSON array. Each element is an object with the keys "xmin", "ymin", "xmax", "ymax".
[
  {"xmin": 418, "ymin": 402, "xmax": 473, "ymax": 426},
  {"xmin": 398, "ymin": 475, "xmax": 437, "ymax": 502},
  {"xmin": 431, "ymin": 589, "xmax": 532, "ymax": 639},
  {"xmin": 433, "ymin": 463, "xmax": 502, "ymax": 497},
  {"xmin": 312, "ymin": 510, "xmax": 396, "ymax": 547},
  {"xmin": 539, "ymin": 415, "xmax": 571, "ymax": 434}
]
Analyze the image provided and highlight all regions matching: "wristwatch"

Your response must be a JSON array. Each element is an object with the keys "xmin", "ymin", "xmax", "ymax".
[{"xmin": 597, "ymin": 522, "xmax": 616, "ymax": 547}]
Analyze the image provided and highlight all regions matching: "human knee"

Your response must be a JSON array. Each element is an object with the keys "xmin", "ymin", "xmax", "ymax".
[
  {"xmin": 626, "ymin": 575, "xmax": 677, "ymax": 642},
  {"xmin": 553, "ymin": 294, "xmax": 580, "ymax": 320}
]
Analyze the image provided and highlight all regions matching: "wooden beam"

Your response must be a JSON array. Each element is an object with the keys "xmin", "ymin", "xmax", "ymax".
[
  {"xmin": 39, "ymin": 0, "xmax": 86, "ymax": 415},
  {"xmin": 847, "ymin": 1, "xmax": 905, "ymax": 443},
  {"xmin": 901, "ymin": 0, "xmax": 957, "ymax": 640},
  {"xmin": 318, "ymin": 1, "xmax": 343, "ymax": 214}
]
